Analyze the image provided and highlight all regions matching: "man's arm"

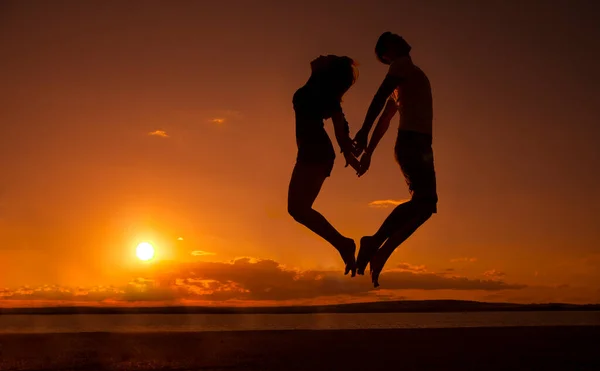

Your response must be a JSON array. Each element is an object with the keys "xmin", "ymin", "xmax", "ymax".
[
  {"xmin": 365, "ymin": 97, "xmax": 397, "ymax": 156},
  {"xmin": 359, "ymin": 75, "xmax": 402, "ymax": 137},
  {"xmin": 353, "ymin": 75, "xmax": 402, "ymax": 155},
  {"xmin": 355, "ymin": 98, "xmax": 397, "ymax": 177}
]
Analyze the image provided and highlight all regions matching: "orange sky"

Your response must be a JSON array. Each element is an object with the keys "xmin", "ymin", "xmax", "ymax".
[{"xmin": 1, "ymin": 0, "xmax": 599, "ymax": 307}]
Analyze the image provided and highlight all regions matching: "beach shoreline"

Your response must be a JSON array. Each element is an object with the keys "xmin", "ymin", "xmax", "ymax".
[
  {"xmin": 1, "ymin": 326, "xmax": 599, "ymax": 370},
  {"xmin": 2, "ymin": 300, "xmax": 599, "ymax": 315}
]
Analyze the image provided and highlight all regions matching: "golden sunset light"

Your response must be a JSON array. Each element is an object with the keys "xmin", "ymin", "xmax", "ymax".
[
  {"xmin": 1, "ymin": 0, "xmax": 599, "ymax": 310},
  {"xmin": 1, "ymin": 2, "xmax": 600, "ymax": 368},
  {"xmin": 136, "ymin": 242, "xmax": 155, "ymax": 261}
]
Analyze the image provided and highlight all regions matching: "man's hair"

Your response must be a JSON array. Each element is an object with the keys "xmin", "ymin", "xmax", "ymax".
[{"xmin": 375, "ymin": 32, "xmax": 411, "ymax": 63}]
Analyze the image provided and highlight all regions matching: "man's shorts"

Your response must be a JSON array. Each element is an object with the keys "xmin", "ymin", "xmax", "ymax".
[{"xmin": 395, "ymin": 130, "xmax": 438, "ymax": 213}]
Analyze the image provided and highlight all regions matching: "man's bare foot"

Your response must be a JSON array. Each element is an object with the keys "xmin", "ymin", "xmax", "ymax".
[
  {"xmin": 338, "ymin": 238, "xmax": 356, "ymax": 277},
  {"xmin": 369, "ymin": 248, "xmax": 391, "ymax": 288},
  {"xmin": 356, "ymin": 236, "xmax": 380, "ymax": 275}
]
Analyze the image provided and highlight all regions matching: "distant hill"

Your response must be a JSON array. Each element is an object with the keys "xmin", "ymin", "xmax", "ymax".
[{"xmin": 1, "ymin": 300, "xmax": 599, "ymax": 315}]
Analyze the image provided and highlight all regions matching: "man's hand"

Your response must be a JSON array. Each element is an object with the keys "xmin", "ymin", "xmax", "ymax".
[
  {"xmin": 352, "ymin": 129, "xmax": 369, "ymax": 157},
  {"xmin": 343, "ymin": 150, "xmax": 361, "ymax": 173},
  {"xmin": 357, "ymin": 151, "xmax": 372, "ymax": 177}
]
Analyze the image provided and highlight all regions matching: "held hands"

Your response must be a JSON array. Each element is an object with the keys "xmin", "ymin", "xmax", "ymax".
[
  {"xmin": 352, "ymin": 128, "xmax": 369, "ymax": 157},
  {"xmin": 351, "ymin": 128, "xmax": 372, "ymax": 177},
  {"xmin": 341, "ymin": 129, "xmax": 373, "ymax": 177},
  {"xmin": 343, "ymin": 149, "xmax": 361, "ymax": 173},
  {"xmin": 342, "ymin": 147, "xmax": 372, "ymax": 177},
  {"xmin": 356, "ymin": 151, "xmax": 371, "ymax": 177}
]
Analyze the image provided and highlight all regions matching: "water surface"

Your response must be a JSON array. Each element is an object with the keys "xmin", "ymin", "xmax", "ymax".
[{"xmin": 1, "ymin": 311, "xmax": 599, "ymax": 333}]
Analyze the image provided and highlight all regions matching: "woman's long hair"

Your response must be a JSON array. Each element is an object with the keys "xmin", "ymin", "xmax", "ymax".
[{"xmin": 310, "ymin": 55, "xmax": 358, "ymax": 102}]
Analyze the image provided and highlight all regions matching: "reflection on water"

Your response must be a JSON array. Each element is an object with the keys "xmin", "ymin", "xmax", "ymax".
[{"xmin": 1, "ymin": 311, "xmax": 599, "ymax": 333}]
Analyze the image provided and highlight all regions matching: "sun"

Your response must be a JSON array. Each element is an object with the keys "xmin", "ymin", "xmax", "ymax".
[{"xmin": 136, "ymin": 242, "xmax": 155, "ymax": 261}]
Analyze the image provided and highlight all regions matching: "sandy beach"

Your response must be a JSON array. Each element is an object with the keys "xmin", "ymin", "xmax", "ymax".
[{"xmin": 0, "ymin": 326, "xmax": 599, "ymax": 370}]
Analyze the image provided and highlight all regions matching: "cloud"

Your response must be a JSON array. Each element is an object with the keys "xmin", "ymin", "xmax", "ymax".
[
  {"xmin": 208, "ymin": 110, "xmax": 243, "ymax": 125},
  {"xmin": 483, "ymin": 270, "xmax": 507, "ymax": 280},
  {"xmin": 191, "ymin": 250, "xmax": 216, "ymax": 257},
  {"xmin": 0, "ymin": 285, "xmax": 126, "ymax": 302},
  {"xmin": 217, "ymin": 110, "xmax": 243, "ymax": 119},
  {"xmin": 0, "ymin": 257, "xmax": 525, "ymax": 306},
  {"xmin": 450, "ymin": 257, "xmax": 478, "ymax": 263},
  {"xmin": 395, "ymin": 263, "xmax": 429, "ymax": 274},
  {"xmin": 368, "ymin": 199, "xmax": 408, "ymax": 208},
  {"xmin": 148, "ymin": 130, "xmax": 169, "ymax": 138}
]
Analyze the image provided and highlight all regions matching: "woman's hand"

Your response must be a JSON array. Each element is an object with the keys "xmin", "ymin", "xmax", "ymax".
[
  {"xmin": 343, "ymin": 150, "xmax": 361, "ymax": 173},
  {"xmin": 352, "ymin": 128, "xmax": 369, "ymax": 156},
  {"xmin": 357, "ymin": 151, "xmax": 372, "ymax": 177}
]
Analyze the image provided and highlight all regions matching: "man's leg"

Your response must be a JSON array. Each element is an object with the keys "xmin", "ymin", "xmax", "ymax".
[
  {"xmin": 356, "ymin": 200, "xmax": 415, "ymax": 274},
  {"xmin": 358, "ymin": 130, "xmax": 437, "ymax": 277},
  {"xmin": 369, "ymin": 202, "xmax": 433, "ymax": 287}
]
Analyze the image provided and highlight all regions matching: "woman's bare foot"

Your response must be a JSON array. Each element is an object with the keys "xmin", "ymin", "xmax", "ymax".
[
  {"xmin": 337, "ymin": 238, "xmax": 356, "ymax": 277},
  {"xmin": 356, "ymin": 236, "xmax": 380, "ymax": 275}
]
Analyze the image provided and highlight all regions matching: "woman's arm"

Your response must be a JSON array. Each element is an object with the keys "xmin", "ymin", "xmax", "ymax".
[
  {"xmin": 331, "ymin": 111, "xmax": 353, "ymax": 154},
  {"xmin": 331, "ymin": 111, "xmax": 360, "ymax": 171}
]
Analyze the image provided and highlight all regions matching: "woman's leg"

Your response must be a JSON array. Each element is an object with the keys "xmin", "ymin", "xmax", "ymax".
[{"xmin": 288, "ymin": 161, "xmax": 356, "ymax": 276}]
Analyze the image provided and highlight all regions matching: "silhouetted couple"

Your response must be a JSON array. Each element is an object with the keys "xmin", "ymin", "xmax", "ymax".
[{"xmin": 288, "ymin": 32, "xmax": 438, "ymax": 288}]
